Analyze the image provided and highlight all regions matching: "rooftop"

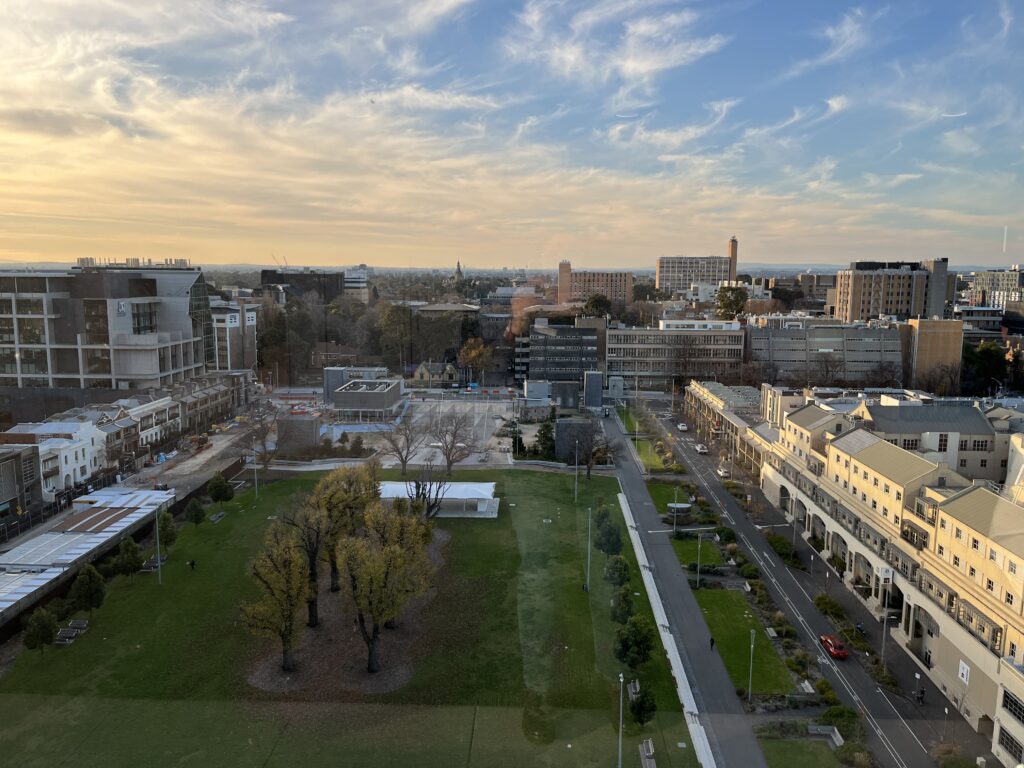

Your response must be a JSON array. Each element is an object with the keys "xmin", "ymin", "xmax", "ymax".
[
  {"xmin": 785, "ymin": 404, "xmax": 838, "ymax": 430},
  {"xmin": 337, "ymin": 379, "xmax": 401, "ymax": 393},
  {"xmin": 859, "ymin": 403, "xmax": 995, "ymax": 436},
  {"xmin": 830, "ymin": 428, "xmax": 941, "ymax": 485},
  {"xmin": 940, "ymin": 486, "xmax": 1024, "ymax": 558}
]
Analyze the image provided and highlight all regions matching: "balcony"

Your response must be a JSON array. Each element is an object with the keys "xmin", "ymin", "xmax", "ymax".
[
  {"xmin": 918, "ymin": 568, "xmax": 958, "ymax": 616},
  {"xmin": 900, "ymin": 520, "xmax": 930, "ymax": 551},
  {"xmin": 956, "ymin": 598, "xmax": 1004, "ymax": 655}
]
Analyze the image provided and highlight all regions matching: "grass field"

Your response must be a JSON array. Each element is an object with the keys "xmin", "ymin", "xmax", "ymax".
[
  {"xmin": 671, "ymin": 536, "xmax": 724, "ymax": 567},
  {"xmin": 632, "ymin": 438, "xmax": 664, "ymax": 472},
  {"xmin": 617, "ymin": 406, "xmax": 641, "ymax": 435},
  {"xmin": 694, "ymin": 590, "xmax": 793, "ymax": 696},
  {"xmin": 759, "ymin": 739, "xmax": 841, "ymax": 768},
  {"xmin": 646, "ymin": 481, "xmax": 690, "ymax": 515},
  {"xmin": 0, "ymin": 469, "xmax": 697, "ymax": 768}
]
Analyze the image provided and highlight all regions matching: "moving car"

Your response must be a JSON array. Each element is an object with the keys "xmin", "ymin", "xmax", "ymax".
[
  {"xmin": 716, "ymin": 467, "xmax": 730, "ymax": 478},
  {"xmin": 677, "ymin": 423, "xmax": 688, "ymax": 432},
  {"xmin": 694, "ymin": 444, "xmax": 709, "ymax": 455},
  {"xmin": 819, "ymin": 634, "xmax": 849, "ymax": 659}
]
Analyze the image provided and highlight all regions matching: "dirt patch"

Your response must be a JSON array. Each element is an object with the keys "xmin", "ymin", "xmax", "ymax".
[{"xmin": 246, "ymin": 528, "xmax": 451, "ymax": 700}]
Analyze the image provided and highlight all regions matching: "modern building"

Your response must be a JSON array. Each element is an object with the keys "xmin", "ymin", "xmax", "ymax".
[
  {"xmin": 523, "ymin": 320, "xmax": 599, "ymax": 383},
  {"xmin": 0, "ymin": 261, "xmax": 214, "ymax": 392},
  {"xmin": 655, "ymin": 238, "xmax": 738, "ymax": 295},
  {"xmin": 323, "ymin": 366, "xmax": 389, "ymax": 403},
  {"xmin": 210, "ymin": 300, "xmax": 258, "ymax": 372},
  {"xmin": 967, "ymin": 267, "xmax": 1024, "ymax": 309},
  {"xmin": 954, "ymin": 306, "xmax": 1004, "ymax": 344},
  {"xmin": 834, "ymin": 259, "xmax": 951, "ymax": 322},
  {"xmin": 258, "ymin": 266, "xmax": 369, "ymax": 304},
  {"xmin": 557, "ymin": 261, "xmax": 633, "ymax": 306},
  {"xmin": 903, "ymin": 319, "xmax": 965, "ymax": 390},
  {"xmin": 329, "ymin": 379, "xmax": 405, "ymax": 422},
  {"xmin": 796, "ymin": 273, "xmax": 838, "ymax": 301},
  {"xmin": 606, "ymin": 319, "xmax": 744, "ymax": 389}
]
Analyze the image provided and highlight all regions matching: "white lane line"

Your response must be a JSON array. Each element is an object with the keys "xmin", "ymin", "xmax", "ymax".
[{"xmin": 878, "ymin": 687, "xmax": 929, "ymax": 754}]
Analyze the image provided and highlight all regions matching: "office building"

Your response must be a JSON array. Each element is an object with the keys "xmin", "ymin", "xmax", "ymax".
[
  {"xmin": 655, "ymin": 238, "xmax": 738, "ymax": 295},
  {"xmin": 606, "ymin": 319, "xmax": 744, "ymax": 389},
  {"xmin": 210, "ymin": 301, "xmax": 258, "ymax": 372},
  {"xmin": 796, "ymin": 273, "xmax": 838, "ymax": 301},
  {"xmin": 258, "ymin": 266, "xmax": 369, "ymax": 304},
  {"xmin": 330, "ymin": 379, "xmax": 405, "ymax": 422},
  {"xmin": 834, "ymin": 259, "xmax": 951, "ymax": 322},
  {"xmin": 524, "ymin": 320, "xmax": 599, "ymax": 383},
  {"xmin": 557, "ymin": 261, "xmax": 633, "ymax": 306},
  {"xmin": 967, "ymin": 267, "xmax": 1024, "ymax": 309}
]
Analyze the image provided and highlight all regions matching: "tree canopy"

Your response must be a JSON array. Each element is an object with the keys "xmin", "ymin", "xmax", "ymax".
[
  {"xmin": 581, "ymin": 293, "xmax": 612, "ymax": 317},
  {"xmin": 23, "ymin": 607, "xmax": 58, "ymax": 654},
  {"xmin": 69, "ymin": 564, "xmax": 106, "ymax": 616},
  {"xmin": 715, "ymin": 286, "xmax": 748, "ymax": 319},
  {"xmin": 614, "ymin": 615, "xmax": 657, "ymax": 669}
]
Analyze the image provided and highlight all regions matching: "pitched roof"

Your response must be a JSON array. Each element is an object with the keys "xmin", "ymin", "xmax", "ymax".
[
  {"xmin": 940, "ymin": 486, "xmax": 1024, "ymax": 558},
  {"xmin": 862, "ymin": 404, "xmax": 994, "ymax": 436},
  {"xmin": 785, "ymin": 404, "xmax": 837, "ymax": 430},
  {"xmin": 831, "ymin": 427, "xmax": 939, "ymax": 485}
]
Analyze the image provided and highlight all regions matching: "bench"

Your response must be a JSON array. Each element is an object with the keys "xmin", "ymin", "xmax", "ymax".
[
  {"xmin": 210, "ymin": 511, "xmax": 226, "ymax": 524},
  {"xmin": 638, "ymin": 737, "xmax": 656, "ymax": 767},
  {"xmin": 68, "ymin": 619, "xmax": 89, "ymax": 633},
  {"xmin": 55, "ymin": 628, "xmax": 79, "ymax": 646},
  {"xmin": 628, "ymin": 679, "xmax": 641, "ymax": 701}
]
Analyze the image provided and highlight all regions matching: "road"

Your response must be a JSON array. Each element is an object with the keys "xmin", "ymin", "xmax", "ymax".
[
  {"xmin": 605, "ymin": 414, "xmax": 769, "ymax": 768},
  {"xmin": 648, "ymin": 409, "xmax": 941, "ymax": 768}
]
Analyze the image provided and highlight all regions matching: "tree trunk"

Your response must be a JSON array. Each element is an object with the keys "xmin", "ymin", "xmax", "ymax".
[
  {"xmin": 328, "ymin": 558, "xmax": 341, "ymax": 592},
  {"xmin": 281, "ymin": 642, "xmax": 296, "ymax": 672},
  {"xmin": 366, "ymin": 627, "xmax": 381, "ymax": 673},
  {"xmin": 306, "ymin": 595, "xmax": 319, "ymax": 628}
]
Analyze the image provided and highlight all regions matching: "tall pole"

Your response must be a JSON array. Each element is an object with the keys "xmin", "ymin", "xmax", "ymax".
[
  {"xmin": 673, "ymin": 485, "xmax": 678, "ymax": 537},
  {"xmin": 881, "ymin": 582, "xmax": 891, "ymax": 666},
  {"xmin": 696, "ymin": 533, "xmax": 703, "ymax": 589},
  {"xmin": 585, "ymin": 507, "xmax": 592, "ymax": 592},
  {"xmin": 574, "ymin": 439, "xmax": 579, "ymax": 504},
  {"xmin": 617, "ymin": 672, "xmax": 624, "ymax": 768},
  {"xmin": 253, "ymin": 436, "xmax": 259, "ymax": 498},
  {"xmin": 154, "ymin": 504, "xmax": 162, "ymax": 585},
  {"xmin": 943, "ymin": 706, "xmax": 948, "ymax": 742},
  {"xmin": 748, "ymin": 628, "xmax": 755, "ymax": 704}
]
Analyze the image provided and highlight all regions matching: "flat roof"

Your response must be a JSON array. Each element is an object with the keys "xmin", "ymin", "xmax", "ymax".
[
  {"xmin": 379, "ymin": 481, "xmax": 496, "ymax": 501},
  {"xmin": 337, "ymin": 379, "xmax": 400, "ymax": 393}
]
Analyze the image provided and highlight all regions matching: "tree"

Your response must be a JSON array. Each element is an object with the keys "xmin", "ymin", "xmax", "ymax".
[
  {"xmin": 68, "ymin": 564, "xmax": 105, "ymax": 616},
  {"xmin": 408, "ymin": 463, "xmax": 450, "ymax": 519},
  {"xmin": 336, "ymin": 503, "xmax": 433, "ymax": 673},
  {"xmin": 534, "ymin": 419, "xmax": 555, "ymax": 459},
  {"xmin": 186, "ymin": 498, "xmax": 206, "ymax": 527},
  {"xmin": 595, "ymin": 520, "xmax": 623, "ymax": 556},
  {"xmin": 614, "ymin": 615, "xmax": 657, "ymax": 669},
  {"xmin": 23, "ymin": 607, "xmax": 58, "ymax": 654},
  {"xmin": 715, "ymin": 286, "xmax": 748, "ymax": 319},
  {"xmin": 916, "ymin": 362, "xmax": 962, "ymax": 396},
  {"xmin": 604, "ymin": 555, "xmax": 630, "ymax": 586},
  {"xmin": 582, "ymin": 293, "xmax": 611, "ymax": 317},
  {"xmin": 457, "ymin": 337, "xmax": 493, "ymax": 385},
  {"xmin": 629, "ymin": 687, "xmax": 657, "ymax": 726},
  {"xmin": 813, "ymin": 353, "xmax": 845, "ymax": 387},
  {"xmin": 282, "ymin": 496, "xmax": 329, "ymax": 628},
  {"xmin": 611, "ymin": 586, "xmax": 634, "ymax": 624},
  {"xmin": 252, "ymin": 400, "xmax": 279, "ymax": 469},
  {"xmin": 240, "ymin": 524, "xmax": 308, "ymax": 672},
  {"xmin": 377, "ymin": 416, "xmax": 428, "ymax": 475},
  {"xmin": 115, "ymin": 538, "xmax": 143, "ymax": 581},
  {"xmin": 430, "ymin": 410, "xmax": 477, "ymax": 474},
  {"xmin": 158, "ymin": 510, "xmax": 177, "ymax": 554},
  {"xmin": 633, "ymin": 283, "xmax": 662, "ymax": 302},
  {"xmin": 208, "ymin": 472, "xmax": 234, "ymax": 510}
]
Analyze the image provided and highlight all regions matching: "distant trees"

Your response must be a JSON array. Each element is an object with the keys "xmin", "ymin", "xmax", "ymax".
[
  {"xmin": 68, "ymin": 564, "xmax": 105, "ymax": 616},
  {"xmin": 457, "ymin": 337, "xmax": 492, "ymax": 384},
  {"xmin": 336, "ymin": 503, "xmax": 433, "ymax": 673},
  {"xmin": 533, "ymin": 419, "xmax": 555, "ymax": 460},
  {"xmin": 23, "ymin": 607, "xmax": 58, "ymax": 654},
  {"xmin": 715, "ymin": 286, "xmax": 748, "ymax": 320},
  {"xmin": 582, "ymin": 293, "xmax": 612, "ymax": 318},
  {"xmin": 377, "ymin": 417, "xmax": 428, "ymax": 475},
  {"xmin": 916, "ymin": 362, "xmax": 962, "ymax": 396},
  {"xmin": 408, "ymin": 464, "xmax": 449, "ymax": 519},
  {"xmin": 252, "ymin": 401, "xmax": 279, "ymax": 469},
  {"xmin": 186, "ymin": 498, "xmax": 207, "ymax": 527},
  {"xmin": 208, "ymin": 473, "xmax": 234, "ymax": 510},
  {"xmin": 430, "ymin": 411, "xmax": 477, "ymax": 474},
  {"xmin": 614, "ymin": 615, "xmax": 657, "ymax": 669},
  {"xmin": 115, "ymin": 538, "xmax": 143, "ymax": 581},
  {"xmin": 241, "ymin": 525, "xmax": 308, "ymax": 672}
]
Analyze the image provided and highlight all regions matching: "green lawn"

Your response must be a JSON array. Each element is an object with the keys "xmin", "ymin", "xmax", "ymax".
[
  {"xmin": 760, "ymin": 739, "xmax": 841, "ymax": 768},
  {"xmin": 633, "ymin": 438, "xmax": 664, "ymax": 472},
  {"xmin": 646, "ymin": 481, "xmax": 692, "ymax": 514},
  {"xmin": 617, "ymin": 406, "xmax": 641, "ymax": 435},
  {"xmin": 694, "ymin": 590, "xmax": 793, "ymax": 695},
  {"xmin": 0, "ymin": 469, "xmax": 697, "ymax": 768},
  {"xmin": 671, "ymin": 536, "xmax": 724, "ymax": 566}
]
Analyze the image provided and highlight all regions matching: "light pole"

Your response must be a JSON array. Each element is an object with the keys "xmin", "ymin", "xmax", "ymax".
[
  {"xmin": 253, "ymin": 436, "xmax": 259, "ymax": 499},
  {"xmin": 696, "ymin": 533, "xmax": 703, "ymax": 589},
  {"xmin": 943, "ymin": 706, "xmax": 948, "ymax": 742},
  {"xmin": 748, "ymin": 628, "xmax": 755, "ymax": 704},
  {"xmin": 584, "ymin": 507, "xmax": 592, "ymax": 592},
  {"xmin": 880, "ymin": 587, "xmax": 895, "ymax": 666},
  {"xmin": 673, "ymin": 485, "xmax": 678, "ymax": 537},
  {"xmin": 574, "ymin": 439, "xmax": 579, "ymax": 504},
  {"xmin": 618, "ymin": 672, "xmax": 624, "ymax": 768},
  {"xmin": 154, "ymin": 504, "xmax": 162, "ymax": 586}
]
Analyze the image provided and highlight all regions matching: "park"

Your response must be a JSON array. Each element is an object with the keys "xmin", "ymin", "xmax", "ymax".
[{"xmin": 0, "ymin": 468, "xmax": 697, "ymax": 767}]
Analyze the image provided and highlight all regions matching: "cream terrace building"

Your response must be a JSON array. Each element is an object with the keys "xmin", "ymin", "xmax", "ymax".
[{"xmin": 760, "ymin": 402, "xmax": 1024, "ymax": 766}]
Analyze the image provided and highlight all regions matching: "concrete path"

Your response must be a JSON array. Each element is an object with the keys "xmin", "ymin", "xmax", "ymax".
[{"xmin": 606, "ymin": 414, "xmax": 769, "ymax": 768}]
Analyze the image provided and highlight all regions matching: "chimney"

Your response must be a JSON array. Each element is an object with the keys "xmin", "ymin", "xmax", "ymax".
[{"xmin": 728, "ymin": 236, "xmax": 738, "ymax": 281}]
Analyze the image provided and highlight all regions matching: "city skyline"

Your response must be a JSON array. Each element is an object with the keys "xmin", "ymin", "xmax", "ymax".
[{"xmin": 1, "ymin": 0, "xmax": 1022, "ymax": 268}]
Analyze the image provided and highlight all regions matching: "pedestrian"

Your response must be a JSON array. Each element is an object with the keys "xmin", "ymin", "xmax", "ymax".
[
  {"xmin": 710, "ymin": 636, "xmax": 716, "ymax": 651},
  {"xmin": 189, "ymin": 559, "xmax": 196, "ymax": 571}
]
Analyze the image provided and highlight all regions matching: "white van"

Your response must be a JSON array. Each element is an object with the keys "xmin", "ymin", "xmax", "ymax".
[{"xmin": 694, "ymin": 444, "xmax": 709, "ymax": 455}]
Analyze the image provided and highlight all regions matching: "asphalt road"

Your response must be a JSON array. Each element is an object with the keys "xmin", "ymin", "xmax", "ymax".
[
  {"xmin": 650, "ymin": 410, "xmax": 939, "ymax": 768},
  {"xmin": 606, "ymin": 414, "xmax": 769, "ymax": 768}
]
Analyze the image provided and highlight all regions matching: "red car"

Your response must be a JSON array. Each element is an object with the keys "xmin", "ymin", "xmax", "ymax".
[{"xmin": 820, "ymin": 634, "xmax": 849, "ymax": 659}]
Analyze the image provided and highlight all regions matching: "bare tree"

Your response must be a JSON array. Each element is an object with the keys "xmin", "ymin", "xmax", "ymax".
[
  {"xmin": 252, "ymin": 400, "xmax": 279, "ymax": 470},
  {"xmin": 430, "ymin": 410, "xmax": 477, "ymax": 474},
  {"xmin": 813, "ymin": 353, "xmax": 845, "ymax": 387},
  {"xmin": 864, "ymin": 360, "xmax": 903, "ymax": 388},
  {"xmin": 282, "ymin": 495, "xmax": 329, "ymax": 628},
  {"xmin": 916, "ymin": 362, "xmax": 962, "ymax": 396},
  {"xmin": 377, "ymin": 415, "xmax": 428, "ymax": 475},
  {"xmin": 407, "ymin": 463, "xmax": 450, "ymax": 519}
]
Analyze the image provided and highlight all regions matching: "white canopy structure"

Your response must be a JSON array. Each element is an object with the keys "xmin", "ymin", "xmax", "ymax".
[{"xmin": 379, "ymin": 481, "xmax": 500, "ymax": 518}]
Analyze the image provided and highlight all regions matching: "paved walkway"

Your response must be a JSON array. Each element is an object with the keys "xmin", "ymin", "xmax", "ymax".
[{"xmin": 607, "ymin": 414, "xmax": 770, "ymax": 768}]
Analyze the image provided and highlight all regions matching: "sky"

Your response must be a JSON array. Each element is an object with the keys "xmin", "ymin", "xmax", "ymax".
[{"xmin": 0, "ymin": 0, "xmax": 1022, "ymax": 270}]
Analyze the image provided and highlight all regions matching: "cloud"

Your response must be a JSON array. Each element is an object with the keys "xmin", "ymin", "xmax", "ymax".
[
  {"xmin": 785, "ymin": 7, "xmax": 885, "ymax": 79},
  {"xmin": 998, "ymin": 0, "xmax": 1014, "ymax": 38},
  {"xmin": 607, "ymin": 98, "xmax": 740, "ymax": 150}
]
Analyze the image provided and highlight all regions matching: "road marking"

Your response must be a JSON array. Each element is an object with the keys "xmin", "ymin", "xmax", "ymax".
[{"xmin": 878, "ymin": 687, "xmax": 929, "ymax": 754}]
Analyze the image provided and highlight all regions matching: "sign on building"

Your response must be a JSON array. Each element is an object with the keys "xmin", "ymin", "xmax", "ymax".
[{"xmin": 958, "ymin": 660, "xmax": 970, "ymax": 686}]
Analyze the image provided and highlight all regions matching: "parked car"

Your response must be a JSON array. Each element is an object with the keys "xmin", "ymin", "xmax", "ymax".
[
  {"xmin": 716, "ymin": 467, "xmax": 730, "ymax": 478},
  {"xmin": 820, "ymin": 633, "xmax": 849, "ymax": 659},
  {"xmin": 677, "ymin": 423, "xmax": 688, "ymax": 432},
  {"xmin": 694, "ymin": 444, "xmax": 709, "ymax": 455}
]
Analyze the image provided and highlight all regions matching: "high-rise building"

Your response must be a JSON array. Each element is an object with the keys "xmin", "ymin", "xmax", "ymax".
[
  {"xmin": 556, "ymin": 261, "xmax": 633, "ymax": 305},
  {"xmin": 656, "ymin": 237, "xmax": 739, "ymax": 294},
  {"xmin": 259, "ymin": 266, "xmax": 369, "ymax": 304},
  {"xmin": 210, "ymin": 300, "xmax": 258, "ymax": 371},
  {"xmin": 606, "ymin": 319, "xmax": 744, "ymax": 388},
  {"xmin": 834, "ymin": 259, "xmax": 950, "ymax": 322},
  {"xmin": 967, "ymin": 267, "xmax": 1024, "ymax": 309},
  {"xmin": 524, "ymin": 319, "xmax": 599, "ymax": 382}
]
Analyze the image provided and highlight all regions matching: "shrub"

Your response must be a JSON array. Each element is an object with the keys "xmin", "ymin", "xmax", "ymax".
[
  {"xmin": 715, "ymin": 526, "xmax": 736, "ymax": 543},
  {"xmin": 604, "ymin": 555, "xmax": 630, "ymax": 586},
  {"xmin": 725, "ymin": 543, "xmax": 739, "ymax": 558},
  {"xmin": 765, "ymin": 532, "xmax": 794, "ymax": 559},
  {"xmin": 814, "ymin": 594, "xmax": 846, "ymax": 620},
  {"xmin": 738, "ymin": 563, "xmax": 760, "ymax": 580},
  {"xmin": 818, "ymin": 706, "xmax": 864, "ymax": 741},
  {"xmin": 816, "ymin": 678, "xmax": 840, "ymax": 706},
  {"xmin": 835, "ymin": 742, "xmax": 874, "ymax": 767},
  {"xmin": 611, "ymin": 586, "xmax": 634, "ymax": 624}
]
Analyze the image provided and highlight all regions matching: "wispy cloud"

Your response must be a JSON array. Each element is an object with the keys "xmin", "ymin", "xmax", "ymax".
[
  {"xmin": 784, "ymin": 7, "xmax": 886, "ymax": 79},
  {"xmin": 606, "ymin": 98, "xmax": 740, "ymax": 150}
]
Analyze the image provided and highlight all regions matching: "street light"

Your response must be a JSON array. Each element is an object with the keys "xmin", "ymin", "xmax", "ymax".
[
  {"xmin": 574, "ymin": 439, "xmax": 579, "ymax": 504},
  {"xmin": 943, "ymin": 706, "xmax": 948, "ymax": 742},
  {"xmin": 584, "ymin": 507, "xmax": 592, "ymax": 592},
  {"xmin": 617, "ymin": 672, "xmax": 624, "ymax": 768},
  {"xmin": 253, "ymin": 436, "xmax": 259, "ymax": 499},
  {"xmin": 748, "ymin": 628, "xmax": 755, "ymax": 704},
  {"xmin": 696, "ymin": 533, "xmax": 704, "ymax": 589}
]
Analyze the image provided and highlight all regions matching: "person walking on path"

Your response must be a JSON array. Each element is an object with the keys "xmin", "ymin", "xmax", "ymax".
[{"xmin": 710, "ymin": 636, "xmax": 716, "ymax": 651}]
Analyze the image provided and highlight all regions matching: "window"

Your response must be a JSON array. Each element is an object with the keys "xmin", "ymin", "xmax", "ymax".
[
  {"xmin": 873, "ymin": 477, "xmax": 878, "ymax": 487},
  {"xmin": 991, "ymin": 550, "xmax": 999, "ymax": 561},
  {"xmin": 883, "ymin": 507, "xmax": 888, "ymax": 517},
  {"xmin": 959, "ymin": 459, "xmax": 967, "ymax": 468},
  {"xmin": 895, "ymin": 491, "xmax": 902, "ymax": 501},
  {"xmin": 959, "ymin": 439, "xmax": 968, "ymax": 451},
  {"xmin": 852, "ymin": 486, "xmax": 858, "ymax": 496},
  {"xmin": 1012, "ymin": 641, "xmax": 1018, "ymax": 659},
  {"xmin": 973, "ymin": 439, "xmax": 989, "ymax": 451},
  {"xmin": 871, "ymin": 500, "xmax": 877, "ymax": 510},
  {"xmin": 987, "ymin": 579, "xmax": 994, "ymax": 591},
  {"xmin": 938, "ymin": 545, "xmax": 944, "ymax": 556},
  {"xmin": 853, "ymin": 464, "xmax": 858, "ymax": 474},
  {"xmin": 981, "ymin": 459, "xmax": 988, "ymax": 468},
  {"xmin": 861, "ymin": 492, "xmax": 867, "ymax": 502},
  {"xmin": 940, "ymin": 519, "xmax": 947, "ymax": 529},
  {"xmin": 973, "ymin": 538, "xmax": 980, "ymax": 550},
  {"xmin": 834, "ymin": 474, "xmax": 839, "ymax": 483},
  {"xmin": 862, "ymin": 470, "xmax": 868, "ymax": 480},
  {"xmin": 844, "ymin": 460, "xmax": 849, "ymax": 469},
  {"xmin": 1012, "ymin": 562, "xmax": 1018, "ymax": 575},
  {"xmin": 956, "ymin": 528, "xmax": 963, "ymax": 540},
  {"xmin": 969, "ymin": 566, "xmax": 976, "ymax": 577},
  {"xmin": 902, "ymin": 438, "xmax": 919, "ymax": 450},
  {"xmin": 1003, "ymin": 459, "xmax": 1009, "ymax": 469},
  {"xmin": 1002, "ymin": 691, "xmax": 1024, "ymax": 730},
  {"xmin": 894, "ymin": 515, "xmax": 900, "ymax": 524},
  {"xmin": 884, "ymin": 483, "xmax": 890, "ymax": 493},
  {"xmin": 1007, "ymin": 594, "xmax": 1015, "ymax": 606},
  {"xmin": 954, "ymin": 555, "xmax": 960, "ymax": 567},
  {"xmin": 938, "ymin": 433, "xmax": 948, "ymax": 452}
]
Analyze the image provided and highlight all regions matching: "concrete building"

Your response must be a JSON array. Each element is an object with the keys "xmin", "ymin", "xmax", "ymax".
[
  {"xmin": 323, "ymin": 366, "xmax": 389, "ymax": 402},
  {"xmin": 554, "ymin": 416, "xmax": 595, "ymax": 464},
  {"xmin": 0, "ymin": 261, "xmax": 214, "ymax": 392},
  {"xmin": 904, "ymin": 319, "xmax": 965, "ymax": 390},
  {"xmin": 557, "ymin": 261, "xmax": 633, "ymax": 305},
  {"xmin": 834, "ymin": 259, "xmax": 951, "ymax": 322},
  {"xmin": 606, "ymin": 319, "xmax": 744, "ymax": 389},
  {"xmin": 655, "ymin": 241, "xmax": 738, "ymax": 295},
  {"xmin": 523, "ymin": 320, "xmax": 599, "ymax": 383},
  {"xmin": 583, "ymin": 370, "xmax": 604, "ymax": 408},
  {"xmin": 210, "ymin": 301, "xmax": 258, "ymax": 372},
  {"xmin": 330, "ymin": 379, "xmax": 404, "ymax": 422},
  {"xmin": 796, "ymin": 273, "xmax": 838, "ymax": 301},
  {"xmin": 954, "ymin": 306, "xmax": 1004, "ymax": 344},
  {"xmin": 259, "ymin": 266, "xmax": 369, "ymax": 304},
  {"xmin": 967, "ymin": 267, "xmax": 1024, "ymax": 309}
]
